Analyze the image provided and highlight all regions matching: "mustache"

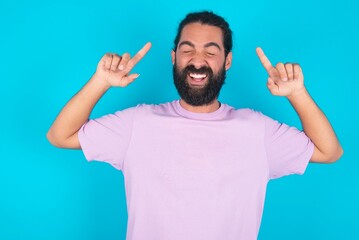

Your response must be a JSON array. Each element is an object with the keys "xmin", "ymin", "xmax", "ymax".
[{"xmin": 182, "ymin": 65, "xmax": 213, "ymax": 76}]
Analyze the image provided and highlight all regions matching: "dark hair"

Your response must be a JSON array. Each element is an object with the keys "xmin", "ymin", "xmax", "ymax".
[{"xmin": 173, "ymin": 11, "xmax": 233, "ymax": 57}]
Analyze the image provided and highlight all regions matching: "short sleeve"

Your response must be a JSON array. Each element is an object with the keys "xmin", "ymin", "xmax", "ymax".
[
  {"xmin": 263, "ymin": 114, "xmax": 314, "ymax": 179},
  {"xmin": 78, "ymin": 107, "xmax": 137, "ymax": 170}
]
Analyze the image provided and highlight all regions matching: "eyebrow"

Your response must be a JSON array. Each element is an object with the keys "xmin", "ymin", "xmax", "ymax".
[
  {"xmin": 178, "ymin": 41, "xmax": 222, "ymax": 51},
  {"xmin": 178, "ymin": 41, "xmax": 195, "ymax": 48},
  {"xmin": 204, "ymin": 42, "xmax": 221, "ymax": 50}
]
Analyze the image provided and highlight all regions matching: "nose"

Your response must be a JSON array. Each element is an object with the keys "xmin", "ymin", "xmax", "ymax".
[{"xmin": 189, "ymin": 52, "xmax": 208, "ymax": 69}]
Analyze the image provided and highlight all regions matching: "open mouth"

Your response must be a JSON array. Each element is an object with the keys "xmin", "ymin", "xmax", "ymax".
[{"xmin": 187, "ymin": 72, "xmax": 208, "ymax": 86}]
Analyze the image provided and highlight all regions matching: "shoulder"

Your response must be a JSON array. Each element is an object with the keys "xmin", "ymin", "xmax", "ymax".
[
  {"xmin": 225, "ymin": 106, "xmax": 266, "ymax": 122},
  {"xmin": 114, "ymin": 101, "xmax": 178, "ymax": 118}
]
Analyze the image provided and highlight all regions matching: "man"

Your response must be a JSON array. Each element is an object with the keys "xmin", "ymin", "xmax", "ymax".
[{"xmin": 47, "ymin": 11, "xmax": 343, "ymax": 240}]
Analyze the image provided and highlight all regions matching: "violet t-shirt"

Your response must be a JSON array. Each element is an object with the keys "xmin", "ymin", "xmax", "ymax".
[{"xmin": 78, "ymin": 100, "xmax": 314, "ymax": 240}]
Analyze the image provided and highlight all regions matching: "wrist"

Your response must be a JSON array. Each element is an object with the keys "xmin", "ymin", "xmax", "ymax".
[
  {"xmin": 92, "ymin": 72, "xmax": 111, "ymax": 91},
  {"xmin": 287, "ymin": 87, "xmax": 309, "ymax": 102}
]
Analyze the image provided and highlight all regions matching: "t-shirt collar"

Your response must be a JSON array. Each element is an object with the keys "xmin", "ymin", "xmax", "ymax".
[{"xmin": 173, "ymin": 100, "xmax": 227, "ymax": 120}]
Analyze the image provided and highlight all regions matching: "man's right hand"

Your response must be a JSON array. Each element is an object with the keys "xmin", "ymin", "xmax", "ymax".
[
  {"xmin": 95, "ymin": 42, "xmax": 152, "ymax": 88},
  {"xmin": 47, "ymin": 42, "xmax": 152, "ymax": 149}
]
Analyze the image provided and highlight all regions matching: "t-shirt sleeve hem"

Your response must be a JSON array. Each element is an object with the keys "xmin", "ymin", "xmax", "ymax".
[
  {"xmin": 296, "ymin": 140, "xmax": 315, "ymax": 175},
  {"xmin": 77, "ymin": 122, "xmax": 95, "ymax": 162}
]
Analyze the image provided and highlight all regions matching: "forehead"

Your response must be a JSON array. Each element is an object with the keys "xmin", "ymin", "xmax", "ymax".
[{"xmin": 179, "ymin": 23, "xmax": 224, "ymax": 47}]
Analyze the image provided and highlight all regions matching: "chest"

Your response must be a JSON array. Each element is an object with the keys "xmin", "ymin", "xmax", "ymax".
[{"xmin": 123, "ymin": 118, "xmax": 269, "ymax": 188}]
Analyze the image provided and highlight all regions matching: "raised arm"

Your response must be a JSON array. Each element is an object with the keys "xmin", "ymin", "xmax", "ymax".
[
  {"xmin": 256, "ymin": 47, "xmax": 343, "ymax": 163},
  {"xmin": 47, "ymin": 42, "xmax": 152, "ymax": 149}
]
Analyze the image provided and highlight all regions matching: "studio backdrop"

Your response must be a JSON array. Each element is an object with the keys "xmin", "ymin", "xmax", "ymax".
[{"xmin": 1, "ymin": 0, "xmax": 357, "ymax": 239}]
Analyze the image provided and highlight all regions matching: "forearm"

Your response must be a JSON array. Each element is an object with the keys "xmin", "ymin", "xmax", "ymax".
[
  {"xmin": 287, "ymin": 88, "xmax": 343, "ymax": 163},
  {"xmin": 47, "ymin": 74, "xmax": 110, "ymax": 148}
]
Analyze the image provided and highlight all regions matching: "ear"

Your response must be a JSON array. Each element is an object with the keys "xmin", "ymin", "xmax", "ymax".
[
  {"xmin": 171, "ymin": 50, "xmax": 176, "ymax": 65},
  {"xmin": 225, "ymin": 52, "xmax": 233, "ymax": 70}
]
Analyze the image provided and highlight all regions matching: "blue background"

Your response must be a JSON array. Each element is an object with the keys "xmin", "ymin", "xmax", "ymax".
[{"xmin": 1, "ymin": 0, "xmax": 357, "ymax": 239}]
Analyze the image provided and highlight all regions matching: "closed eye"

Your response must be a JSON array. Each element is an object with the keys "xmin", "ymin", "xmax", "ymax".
[{"xmin": 182, "ymin": 50, "xmax": 193, "ymax": 54}]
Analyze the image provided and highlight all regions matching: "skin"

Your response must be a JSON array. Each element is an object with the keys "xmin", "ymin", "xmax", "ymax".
[
  {"xmin": 46, "ymin": 43, "xmax": 152, "ymax": 149},
  {"xmin": 255, "ymin": 48, "xmax": 343, "ymax": 163},
  {"xmin": 47, "ymin": 22, "xmax": 343, "ymax": 163},
  {"xmin": 171, "ymin": 23, "xmax": 232, "ymax": 113}
]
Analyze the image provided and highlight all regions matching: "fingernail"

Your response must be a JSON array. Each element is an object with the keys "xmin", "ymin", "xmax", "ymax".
[
  {"xmin": 118, "ymin": 65, "xmax": 124, "ymax": 70},
  {"xmin": 282, "ymin": 77, "xmax": 288, "ymax": 81}
]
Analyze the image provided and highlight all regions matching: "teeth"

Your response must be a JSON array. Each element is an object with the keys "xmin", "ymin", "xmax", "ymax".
[{"xmin": 189, "ymin": 73, "xmax": 207, "ymax": 79}]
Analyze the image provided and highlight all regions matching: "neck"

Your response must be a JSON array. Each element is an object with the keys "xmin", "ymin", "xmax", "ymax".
[{"xmin": 179, "ymin": 99, "xmax": 221, "ymax": 113}]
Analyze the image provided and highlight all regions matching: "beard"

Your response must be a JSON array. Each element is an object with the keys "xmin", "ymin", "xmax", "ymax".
[{"xmin": 173, "ymin": 62, "xmax": 226, "ymax": 106}]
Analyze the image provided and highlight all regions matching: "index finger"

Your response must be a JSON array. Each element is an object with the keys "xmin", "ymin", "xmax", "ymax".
[
  {"xmin": 126, "ymin": 42, "xmax": 152, "ymax": 71},
  {"xmin": 256, "ymin": 47, "xmax": 274, "ymax": 73}
]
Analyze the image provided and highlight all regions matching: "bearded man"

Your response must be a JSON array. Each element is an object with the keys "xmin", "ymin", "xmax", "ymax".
[{"xmin": 47, "ymin": 11, "xmax": 343, "ymax": 240}]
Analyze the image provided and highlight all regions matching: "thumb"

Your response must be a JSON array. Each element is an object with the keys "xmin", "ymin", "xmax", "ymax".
[
  {"xmin": 121, "ymin": 73, "xmax": 140, "ymax": 87},
  {"xmin": 267, "ymin": 77, "xmax": 279, "ymax": 95}
]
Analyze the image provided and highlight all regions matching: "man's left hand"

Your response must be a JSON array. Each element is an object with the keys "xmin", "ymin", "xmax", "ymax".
[{"xmin": 256, "ymin": 47, "xmax": 306, "ymax": 98}]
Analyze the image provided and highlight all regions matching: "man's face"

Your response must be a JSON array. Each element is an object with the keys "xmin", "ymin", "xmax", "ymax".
[{"xmin": 172, "ymin": 22, "xmax": 232, "ymax": 106}]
